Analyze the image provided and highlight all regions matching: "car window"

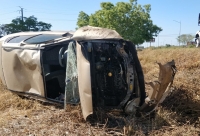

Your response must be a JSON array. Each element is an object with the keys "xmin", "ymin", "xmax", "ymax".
[
  {"xmin": 7, "ymin": 35, "xmax": 33, "ymax": 43},
  {"xmin": 24, "ymin": 34, "xmax": 63, "ymax": 44}
]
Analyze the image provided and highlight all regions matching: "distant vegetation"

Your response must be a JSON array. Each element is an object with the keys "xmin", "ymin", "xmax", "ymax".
[
  {"xmin": 0, "ymin": 16, "xmax": 51, "ymax": 35},
  {"xmin": 177, "ymin": 34, "xmax": 194, "ymax": 45}
]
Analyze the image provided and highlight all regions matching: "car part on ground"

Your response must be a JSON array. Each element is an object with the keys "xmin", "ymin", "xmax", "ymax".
[{"xmin": 139, "ymin": 60, "xmax": 176, "ymax": 113}]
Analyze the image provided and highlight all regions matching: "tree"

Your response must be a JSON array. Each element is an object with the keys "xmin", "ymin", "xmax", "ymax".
[
  {"xmin": 4, "ymin": 16, "xmax": 52, "ymax": 34},
  {"xmin": 177, "ymin": 34, "xmax": 194, "ymax": 45},
  {"xmin": 77, "ymin": 11, "xmax": 90, "ymax": 28},
  {"xmin": 77, "ymin": 0, "xmax": 162, "ymax": 44},
  {"xmin": 0, "ymin": 24, "xmax": 6, "ymax": 36}
]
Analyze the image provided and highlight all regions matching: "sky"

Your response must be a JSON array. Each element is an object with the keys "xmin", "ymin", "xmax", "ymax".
[{"xmin": 0, "ymin": 0, "xmax": 200, "ymax": 47}]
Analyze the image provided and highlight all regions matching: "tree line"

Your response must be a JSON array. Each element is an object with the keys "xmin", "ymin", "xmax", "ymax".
[
  {"xmin": 0, "ymin": 16, "xmax": 51, "ymax": 35},
  {"xmin": 177, "ymin": 34, "xmax": 194, "ymax": 45}
]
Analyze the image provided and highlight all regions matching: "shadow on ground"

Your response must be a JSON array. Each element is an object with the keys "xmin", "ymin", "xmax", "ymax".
[
  {"xmin": 160, "ymin": 88, "xmax": 200, "ymax": 127},
  {"xmin": 86, "ymin": 107, "xmax": 170, "ymax": 135},
  {"xmin": 85, "ymin": 88, "xmax": 200, "ymax": 135}
]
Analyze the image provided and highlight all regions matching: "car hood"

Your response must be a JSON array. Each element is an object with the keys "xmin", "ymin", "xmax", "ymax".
[{"xmin": 72, "ymin": 26, "xmax": 123, "ymax": 41}]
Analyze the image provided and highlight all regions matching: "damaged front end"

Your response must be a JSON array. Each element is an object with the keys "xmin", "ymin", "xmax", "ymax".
[
  {"xmin": 76, "ymin": 40, "xmax": 146, "ymax": 119},
  {"xmin": 72, "ymin": 26, "xmax": 176, "ymax": 120}
]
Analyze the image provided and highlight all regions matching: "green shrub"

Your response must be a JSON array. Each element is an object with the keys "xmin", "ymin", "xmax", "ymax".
[
  {"xmin": 165, "ymin": 44, "xmax": 171, "ymax": 48},
  {"xmin": 187, "ymin": 44, "xmax": 195, "ymax": 48}
]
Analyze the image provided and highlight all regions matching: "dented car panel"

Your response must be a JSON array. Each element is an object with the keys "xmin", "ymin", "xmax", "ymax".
[
  {"xmin": 0, "ymin": 26, "xmax": 176, "ymax": 120},
  {"xmin": 1, "ymin": 48, "xmax": 44, "ymax": 96}
]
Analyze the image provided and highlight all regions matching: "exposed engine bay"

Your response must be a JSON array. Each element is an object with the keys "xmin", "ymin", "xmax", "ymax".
[{"xmin": 79, "ymin": 40, "xmax": 144, "ymax": 110}]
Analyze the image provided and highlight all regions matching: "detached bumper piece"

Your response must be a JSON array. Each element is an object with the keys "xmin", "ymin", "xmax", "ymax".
[{"xmin": 139, "ymin": 60, "xmax": 176, "ymax": 113}]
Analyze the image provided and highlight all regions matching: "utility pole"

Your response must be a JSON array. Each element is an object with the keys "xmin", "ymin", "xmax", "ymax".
[
  {"xmin": 19, "ymin": 6, "xmax": 24, "ymax": 23},
  {"xmin": 173, "ymin": 20, "xmax": 181, "ymax": 46}
]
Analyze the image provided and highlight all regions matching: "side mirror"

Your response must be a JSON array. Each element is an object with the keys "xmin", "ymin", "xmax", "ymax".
[{"xmin": 198, "ymin": 13, "xmax": 200, "ymax": 26}]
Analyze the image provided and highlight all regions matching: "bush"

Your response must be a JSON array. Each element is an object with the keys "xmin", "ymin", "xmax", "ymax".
[
  {"xmin": 165, "ymin": 44, "xmax": 171, "ymax": 48},
  {"xmin": 188, "ymin": 44, "xmax": 195, "ymax": 48}
]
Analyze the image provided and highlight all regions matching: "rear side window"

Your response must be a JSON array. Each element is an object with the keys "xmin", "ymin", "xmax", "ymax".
[
  {"xmin": 7, "ymin": 35, "xmax": 32, "ymax": 43},
  {"xmin": 24, "ymin": 34, "xmax": 63, "ymax": 44}
]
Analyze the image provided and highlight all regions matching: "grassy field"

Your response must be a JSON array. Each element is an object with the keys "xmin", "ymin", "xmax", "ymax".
[{"xmin": 0, "ymin": 47, "xmax": 200, "ymax": 135}]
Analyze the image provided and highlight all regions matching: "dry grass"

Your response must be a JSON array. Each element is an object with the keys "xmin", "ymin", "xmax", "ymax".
[
  {"xmin": 138, "ymin": 47, "xmax": 200, "ymax": 135},
  {"xmin": 0, "ymin": 47, "xmax": 200, "ymax": 135}
]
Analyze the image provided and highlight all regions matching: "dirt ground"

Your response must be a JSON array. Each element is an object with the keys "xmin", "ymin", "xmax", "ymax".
[{"xmin": 0, "ymin": 47, "xmax": 200, "ymax": 135}]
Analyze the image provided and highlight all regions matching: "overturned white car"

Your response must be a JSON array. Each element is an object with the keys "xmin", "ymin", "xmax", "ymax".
[{"xmin": 0, "ymin": 26, "xmax": 176, "ymax": 119}]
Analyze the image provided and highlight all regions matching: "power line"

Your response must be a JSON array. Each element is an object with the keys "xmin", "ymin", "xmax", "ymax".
[
  {"xmin": 38, "ymin": 18, "xmax": 76, "ymax": 21},
  {"xmin": 0, "ymin": 6, "xmax": 18, "ymax": 10},
  {"xmin": 158, "ymin": 33, "xmax": 195, "ymax": 37},
  {"xmin": 0, "ymin": 11, "xmax": 17, "ymax": 15},
  {"xmin": 24, "ymin": 10, "xmax": 78, "ymax": 15},
  {"xmin": 1, "ymin": 17, "xmax": 15, "ymax": 21},
  {"xmin": 22, "ymin": 7, "xmax": 93, "ymax": 12}
]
